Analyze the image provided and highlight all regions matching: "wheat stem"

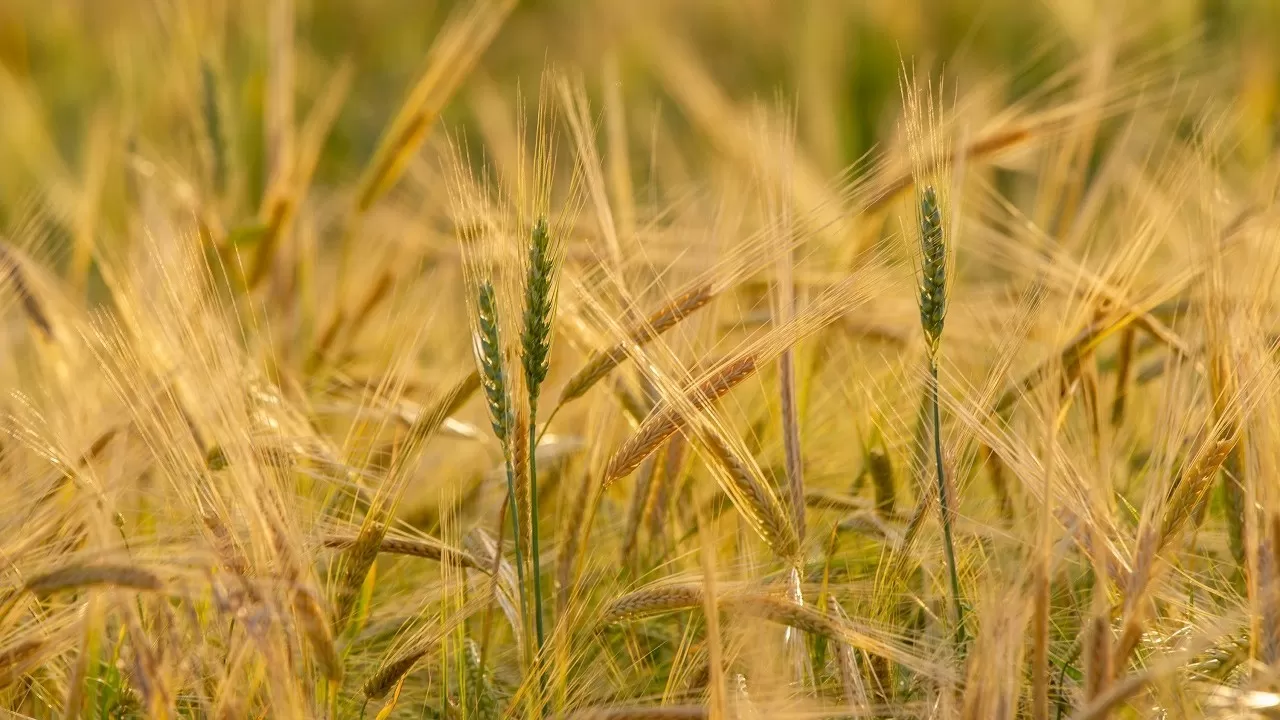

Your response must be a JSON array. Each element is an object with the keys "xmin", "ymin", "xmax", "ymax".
[
  {"xmin": 520, "ymin": 217, "xmax": 556, "ymax": 705},
  {"xmin": 930, "ymin": 360, "xmax": 965, "ymax": 645},
  {"xmin": 917, "ymin": 184, "xmax": 964, "ymax": 646},
  {"xmin": 475, "ymin": 281, "xmax": 530, "ymax": 664}
]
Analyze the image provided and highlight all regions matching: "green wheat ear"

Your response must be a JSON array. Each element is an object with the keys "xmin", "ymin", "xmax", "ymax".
[
  {"xmin": 477, "ymin": 281, "xmax": 512, "ymax": 444},
  {"xmin": 521, "ymin": 217, "xmax": 555, "ymax": 401},
  {"xmin": 918, "ymin": 185, "xmax": 947, "ymax": 354}
]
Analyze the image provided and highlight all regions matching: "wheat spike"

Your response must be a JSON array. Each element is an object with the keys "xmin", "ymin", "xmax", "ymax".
[
  {"xmin": 25, "ymin": 563, "xmax": 163, "ymax": 596},
  {"xmin": 362, "ymin": 646, "xmax": 429, "ymax": 700},
  {"xmin": 321, "ymin": 533, "xmax": 490, "ymax": 574},
  {"xmin": 201, "ymin": 59, "xmax": 227, "ymax": 194},
  {"xmin": 521, "ymin": 217, "xmax": 556, "ymax": 400},
  {"xmin": 604, "ymin": 355, "xmax": 756, "ymax": 484},
  {"xmin": 477, "ymin": 281, "xmax": 513, "ymax": 446},
  {"xmin": 868, "ymin": 447, "xmax": 895, "ymax": 519},
  {"xmin": 292, "ymin": 587, "xmax": 343, "ymax": 683},
  {"xmin": 333, "ymin": 523, "xmax": 383, "ymax": 629},
  {"xmin": 698, "ymin": 426, "xmax": 800, "ymax": 562},
  {"xmin": 559, "ymin": 283, "xmax": 715, "ymax": 405},
  {"xmin": 600, "ymin": 584, "xmax": 705, "ymax": 624},
  {"xmin": 464, "ymin": 637, "xmax": 500, "ymax": 719},
  {"xmin": 826, "ymin": 595, "xmax": 870, "ymax": 712},
  {"xmin": 0, "ymin": 638, "xmax": 44, "ymax": 688},
  {"xmin": 917, "ymin": 185, "xmax": 947, "ymax": 357}
]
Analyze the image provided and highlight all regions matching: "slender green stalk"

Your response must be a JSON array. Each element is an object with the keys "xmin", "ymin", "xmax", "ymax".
[
  {"xmin": 476, "ymin": 282, "xmax": 531, "ymax": 659},
  {"xmin": 916, "ymin": 185, "xmax": 965, "ymax": 644},
  {"xmin": 521, "ymin": 217, "xmax": 556, "ymax": 710},
  {"xmin": 929, "ymin": 360, "xmax": 965, "ymax": 643},
  {"xmin": 527, "ymin": 414, "xmax": 545, "ymax": 651}
]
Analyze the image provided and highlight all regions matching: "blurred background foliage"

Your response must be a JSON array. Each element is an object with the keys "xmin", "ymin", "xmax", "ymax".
[{"xmin": 2, "ymin": 0, "xmax": 1278, "ymax": 235}]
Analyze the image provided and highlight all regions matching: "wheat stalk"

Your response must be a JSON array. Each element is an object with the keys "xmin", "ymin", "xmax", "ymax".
[
  {"xmin": 917, "ymin": 184, "xmax": 964, "ymax": 645},
  {"xmin": 520, "ymin": 216, "xmax": 556, "ymax": 658}
]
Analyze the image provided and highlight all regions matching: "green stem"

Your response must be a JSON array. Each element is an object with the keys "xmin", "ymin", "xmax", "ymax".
[
  {"xmin": 930, "ymin": 359, "xmax": 966, "ymax": 645},
  {"xmin": 529, "ymin": 400, "xmax": 547, "ymax": 711},
  {"xmin": 503, "ymin": 458, "xmax": 531, "ymax": 666}
]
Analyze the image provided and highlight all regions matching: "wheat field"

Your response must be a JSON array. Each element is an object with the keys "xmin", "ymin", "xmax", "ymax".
[{"xmin": 1, "ymin": 0, "xmax": 1279, "ymax": 717}]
